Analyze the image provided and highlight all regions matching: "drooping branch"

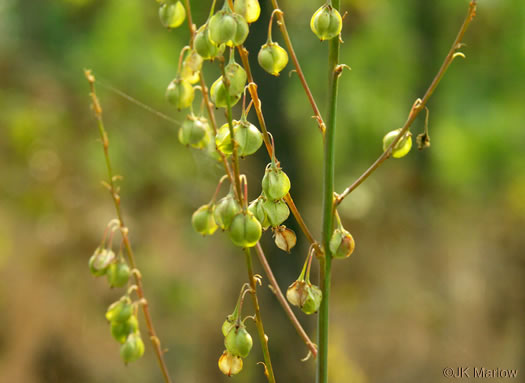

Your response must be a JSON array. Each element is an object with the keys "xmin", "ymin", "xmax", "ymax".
[
  {"xmin": 335, "ymin": 0, "xmax": 477, "ymax": 208},
  {"xmin": 84, "ymin": 70, "xmax": 173, "ymax": 383}
]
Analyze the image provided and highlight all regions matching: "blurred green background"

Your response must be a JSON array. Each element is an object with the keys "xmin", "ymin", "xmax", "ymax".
[{"xmin": 1, "ymin": 0, "xmax": 524, "ymax": 382}]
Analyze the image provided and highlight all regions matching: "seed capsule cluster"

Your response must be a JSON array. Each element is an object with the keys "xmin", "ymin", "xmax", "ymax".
[
  {"xmin": 151, "ymin": 0, "xmax": 356, "ymax": 377},
  {"xmin": 218, "ymin": 285, "xmax": 255, "ymax": 376},
  {"xmin": 88, "ymin": 224, "xmax": 144, "ymax": 364}
]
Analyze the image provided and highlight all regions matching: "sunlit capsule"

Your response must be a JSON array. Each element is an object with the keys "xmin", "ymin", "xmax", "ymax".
[
  {"xmin": 382, "ymin": 129, "xmax": 412, "ymax": 158},
  {"xmin": 106, "ymin": 297, "xmax": 134, "ymax": 323},
  {"xmin": 257, "ymin": 42, "xmax": 289, "ymax": 76},
  {"xmin": 210, "ymin": 77, "xmax": 241, "ymax": 108},
  {"xmin": 181, "ymin": 50, "xmax": 203, "ymax": 84},
  {"xmin": 218, "ymin": 350, "xmax": 243, "ymax": 376},
  {"xmin": 234, "ymin": 0, "xmax": 261, "ymax": 23},
  {"xmin": 159, "ymin": 1, "xmax": 186, "ymax": 29},
  {"xmin": 215, "ymin": 120, "xmax": 262, "ymax": 157},
  {"xmin": 166, "ymin": 77, "xmax": 194, "ymax": 110},
  {"xmin": 310, "ymin": 3, "xmax": 343, "ymax": 41},
  {"xmin": 329, "ymin": 227, "xmax": 355, "ymax": 259},
  {"xmin": 192, "ymin": 204, "xmax": 218, "ymax": 236}
]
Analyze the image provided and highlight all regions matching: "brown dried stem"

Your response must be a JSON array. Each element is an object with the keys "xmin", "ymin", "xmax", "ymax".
[{"xmin": 84, "ymin": 70, "xmax": 173, "ymax": 383}]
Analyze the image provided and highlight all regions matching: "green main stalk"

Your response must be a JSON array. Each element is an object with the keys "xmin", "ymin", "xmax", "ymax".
[{"xmin": 318, "ymin": 1, "xmax": 341, "ymax": 382}]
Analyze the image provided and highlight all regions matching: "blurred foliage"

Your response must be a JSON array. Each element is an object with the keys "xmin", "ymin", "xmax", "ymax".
[{"xmin": 0, "ymin": 0, "xmax": 524, "ymax": 382}]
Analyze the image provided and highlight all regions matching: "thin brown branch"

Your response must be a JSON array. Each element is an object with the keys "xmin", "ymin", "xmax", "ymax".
[
  {"xmin": 236, "ymin": 47, "xmax": 320, "ymax": 253},
  {"xmin": 335, "ymin": 0, "xmax": 477, "ymax": 208},
  {"xmin": 270, "ymin": 0, "xmax": 326, "ymax": 135},
  {"xmin": 255, "ymin": 243, "xmax": 318, "ymax": 358},
  {"xmin": 84, "ymin": 69, "xmax": 173, "ymax": 383},
  {"xmin": 244, "ymin": 248, "xmax": 276, "ymax": 383}
]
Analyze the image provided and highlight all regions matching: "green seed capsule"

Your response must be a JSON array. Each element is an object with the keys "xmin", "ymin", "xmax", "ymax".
[
  {"xmin": 218, "ymin": 350, "xmax": 243, "ymax": 376},
  {"xmin": 159, "ymin": 1, "xmax": 186, "ymax": 29},
  {"xmin": 301, "ymin": 284, "xmax": 323, "ymax": 315},
  {"xmin": 89, "ymin": 248, "xmax": 115, "ymax": 277},
  {"xmin": 166, "ymin": 77, "xmax": 194, "ymax": 110},
  {"xmin": 257, "ymin": 42, "xmax": 289, "ymax": 76},
  {"xmin": 329, "ymin": 228, "xmax": 355, "ymax": 259},
  {"xmin": 192, "ymin": 204, "xmax": 218, "ymax": 236},
  {"xmin": 179, "ymin": 114, "xmax": 210, "ymax": 149},
  {"xmin": 222, "ymin": 314, "xmax": 236, "ymax": 337},
  {"xmin": 310, "ymin": 4, "xmax": 343, "ymax": 41},
  {"xmin": 224, "ymin": 325, "xmax": 253, "ymax": 358},
  {"xmin": 234, "ymin": 0, "xmax": 261, "ymax": 23},
  {"xmin": 107, "ymin": 261, "xmax": 131, "ymax": 288},
  {"xmin": 209, "ymin": 8, "xmax": 237, "ymax": 45},
  {"xmin": 234, "ymin": 119, "xmax": 263, "ymax": 157},
  {"xmin": 382, "ymin": 129, "xmax": 412, "ymax": 158},
  {"xmin": 215, "ymin": 120, "xmax": 262, "ymax": 157},
  {"xmin": 106, "ymin": 297, "xmax": 134, "ymax": 323},
  {"xmin": 214, "ymin": 193, "xmax": 242, "ymax": 230},
  {"xmin": 248, "ymin": 197, "xmax": 270, "ymax": 230},
  {"xmin": 181, "ymin": 50, "xmax": 203, "ymax": 84},
  {"xmin": 262, "ymin": 164, "xmax": 291, "ymax": 201},
  {"xmin": 210, "ymin": 77, "xmax": 241, "ymax": 108},
  {"xmin": 111, "ymin": 315, "xmax": 139, "ymax": 344},
  {"xmin": 286, "ymin": 280, "xmax": 322, "ymax": 315},
  {"xmin": 194, "ymin": 24, "xmax": 225, "ymax": 60},
  {"xmin": 229, "ymin": 13, "xmax": 249, "ymax": 47},
  {"xmin": 215, "ymin": 123, "xmax": 234, "ymax": 155},
  {"xmin": 229, "ymin": 212, "xmax": 262, "ymax": 248},
  {"xmin": 262, "ymin": 199, "xmax": 290, "ymax": 227},
  {"xmin": 120, "ymin": 332, "xmax": 145, "ymax": 364},
  {"xmin": 224, "ymin": 61, "xmax": 247, "ymax": 97}
]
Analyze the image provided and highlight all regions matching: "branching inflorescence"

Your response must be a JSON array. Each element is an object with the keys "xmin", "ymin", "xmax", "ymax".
[{"xmin": 85, "ymin": 1, "xmax": 477, "ymax": 382}]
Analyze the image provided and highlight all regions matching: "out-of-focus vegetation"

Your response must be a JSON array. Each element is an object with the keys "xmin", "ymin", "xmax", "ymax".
[{"xmin": 0, "ymin": 0, "xmax": 524, "ymax": 382}]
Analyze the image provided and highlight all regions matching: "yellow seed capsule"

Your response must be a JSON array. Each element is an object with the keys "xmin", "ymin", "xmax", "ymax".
[
  {"xmin": 181, "ymin": 50, "xmax": 203, "ymax": 85},
  {"xmin": 234, "ymin": 0, "xmax": 261, "ymax": 23},
  {"xmin": 218, "ymin": 350, "xmax": 243, "ymax": 376},
  {"xmin": 310, "ymin": 4, "xmax": 343, "ymax": 41},
  {"xmin": 382, "ymin": 129, "xmax": 412, "ymax": 158},
  {"xmin": 192, "ymin": 204, "xmax": 218, "ymax": 236},
  {"xmin": 257, "ymin": 42, "xmax": 289, "ymax": 76},
  {"xmin": 329, "ymin": 228, "xmax": 355, "ymax": 259},
  {"xmin": 210, "ymin": 77, "xmax": 241, "ymax": 108},
  {"xmin": 159, "ymin": 1, "xmax": 186, "ymax": 29},
  {"xmin": 120, "ymin": 332, "xmax": 144, "ymax": 364},
  {"xmin": 166, "ymin": 78, "xmax": 194, "ymax": 110}
]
